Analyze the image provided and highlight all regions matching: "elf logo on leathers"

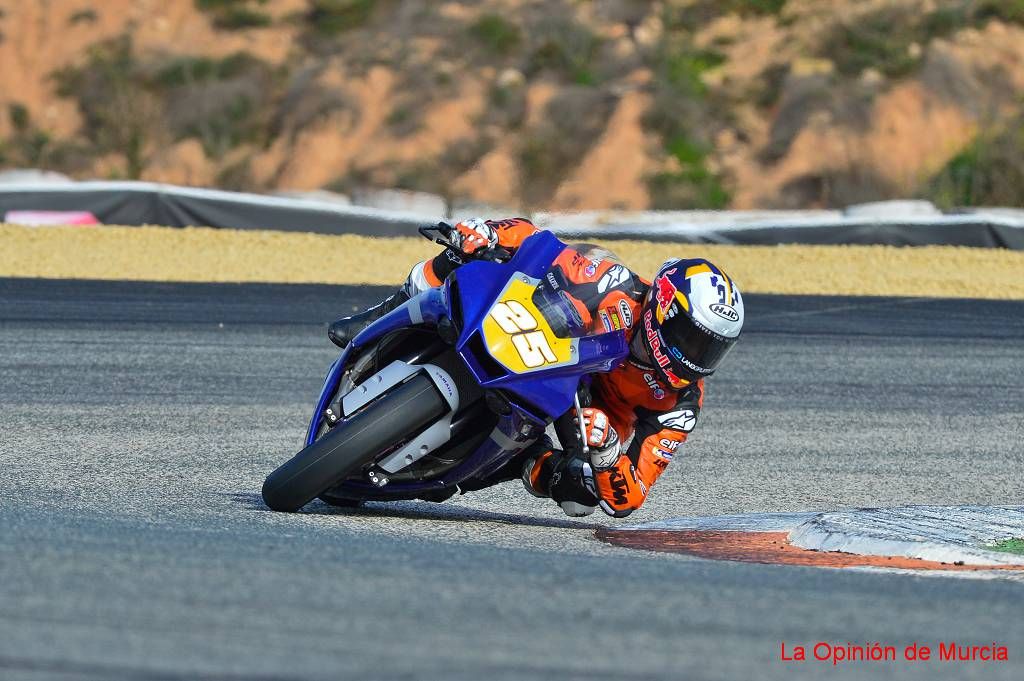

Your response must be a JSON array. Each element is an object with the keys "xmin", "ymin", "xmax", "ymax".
[
  {"xmin": 658, "ymin": 438, "xmax": 681, "ymax": 451},
  {"xmin": 598, "ymin": 265, "xmax": 629, "ymax": 293},
  {"xmin": 709, "ymin": 303, "xmax": 739, "ymax": 322},
  {"xmin": 642, "ymin": 373, "xmax": 666, "ymax": 400}
]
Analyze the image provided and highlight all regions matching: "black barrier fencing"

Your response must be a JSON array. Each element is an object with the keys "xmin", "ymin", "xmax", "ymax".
[{"xmin": 2, "ymin": 181, "xmax": 1022, "ymax": 249}]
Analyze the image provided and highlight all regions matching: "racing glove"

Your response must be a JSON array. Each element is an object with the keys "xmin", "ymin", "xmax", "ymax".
[
  {"xmin": 579, "ymin": 407, "xmax": 621, "ymax": 470},
  {"xmin": 450, "ymin": 218, "xmax": 499, "ymax": 258},
  {"xmin": 579, "ymin": 408, "xmax": 648, "ymax": 518}
]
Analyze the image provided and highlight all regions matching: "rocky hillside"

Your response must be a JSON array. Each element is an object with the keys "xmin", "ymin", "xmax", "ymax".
[{"xmin": 1, "ymin": 0, "xmax": 1023, "ymax": 211}]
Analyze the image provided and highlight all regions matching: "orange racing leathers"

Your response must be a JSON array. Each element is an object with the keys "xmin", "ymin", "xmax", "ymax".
[{"xmin": 405, "ymin": 218, "xmax": 705, "ymax": 518}]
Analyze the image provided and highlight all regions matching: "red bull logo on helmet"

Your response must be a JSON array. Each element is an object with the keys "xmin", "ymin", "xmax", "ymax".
[
  {"xmin": 654, "ymin": 268, "xmax": 678, "ymax": 314},
  {"xmin": 644, "ymin": 309, "xmax": 670, "ymax": 369}
]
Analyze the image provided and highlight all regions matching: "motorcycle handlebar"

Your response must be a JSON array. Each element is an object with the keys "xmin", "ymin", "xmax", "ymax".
[
  {"xmin": 418, "ymin": 222, "xmax": 512, "ymax": 264},
  {"xmin": 476, "ymin": 246, "xmax": 512, "ymax": 263},
  {"xmin": 418, "ymin": 222, "xmax": 454, "ymax": 245}
]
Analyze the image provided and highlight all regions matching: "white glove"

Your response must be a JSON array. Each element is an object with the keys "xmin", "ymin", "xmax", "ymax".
[
  {"xmin": 451, "ymin": 218, "xmax": 498, "ymax": 256},
  {"xmin": 580, "ymin": 407, "xmax": 621, "ymax": 469}
]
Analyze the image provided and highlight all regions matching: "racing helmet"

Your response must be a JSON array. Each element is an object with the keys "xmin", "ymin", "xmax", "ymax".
[{"xmin": 638, "ymin": 259, "xmax": 744, "ymax": 386}]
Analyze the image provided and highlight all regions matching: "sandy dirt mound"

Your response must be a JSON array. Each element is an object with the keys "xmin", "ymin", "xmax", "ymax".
[
  {"xmin": 3, "ymin": 1, "xmax": 1024, "ymax": 211},
  {"xmin": 2, "ymin": 224, "xmax": 1022, "ymax": 300}
]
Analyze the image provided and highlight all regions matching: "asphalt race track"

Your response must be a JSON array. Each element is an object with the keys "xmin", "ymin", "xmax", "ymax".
[{"xmin": 2, "ymin": 278, "xmax": 1023, "ymax": 681}]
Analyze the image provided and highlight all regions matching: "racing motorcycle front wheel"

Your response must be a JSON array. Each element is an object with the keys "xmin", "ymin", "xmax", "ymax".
[{"xmin": 261, "ymin": 372, "xmax": 449, "ymax": 512}]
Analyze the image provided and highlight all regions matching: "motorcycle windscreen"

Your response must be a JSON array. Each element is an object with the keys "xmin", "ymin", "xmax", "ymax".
[{"xmin": 531, "ymin": 261, "xmax": 616, "ymax": 339}]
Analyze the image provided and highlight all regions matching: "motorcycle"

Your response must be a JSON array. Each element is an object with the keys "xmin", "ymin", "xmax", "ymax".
[{"xmin": 261, "ymin": 226, "xmax": 629, "ymax": 512}]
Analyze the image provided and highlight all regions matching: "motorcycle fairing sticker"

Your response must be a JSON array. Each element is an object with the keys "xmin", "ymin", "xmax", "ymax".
[{"xmin": 481, "ymin": 277, "xmax": 579, "ymax": 374}]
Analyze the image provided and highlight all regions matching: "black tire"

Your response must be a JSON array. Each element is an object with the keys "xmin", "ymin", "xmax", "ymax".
[{"xmin": 262, "ymin": 373, "xmax": 448, "ymax": 512}]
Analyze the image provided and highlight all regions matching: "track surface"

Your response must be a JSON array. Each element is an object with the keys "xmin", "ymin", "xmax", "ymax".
[{"xmin": 2, "ymin": 278, "xmax": 1023, "ymax": 680}]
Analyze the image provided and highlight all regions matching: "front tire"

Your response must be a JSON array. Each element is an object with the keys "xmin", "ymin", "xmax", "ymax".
[{"xmin": 262, "ymin": 372, "xmax": 449, "ymax": 512}]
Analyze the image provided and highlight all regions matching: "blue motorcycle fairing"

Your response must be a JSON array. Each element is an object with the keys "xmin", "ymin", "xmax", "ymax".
[
  {"xmin": 305, "ymin": 230, "xmax": 630, "ymax": 498},
  {"xmin": 305, "ymin": 287, "xmax": 453, "ymax": 445},
  {"xmin": 450, "ymin": 232, "xmax": 563, "ymax": 339},
  {"xmin": 451, "ymin": 231, "xmax": 628, "ymax": 418}
]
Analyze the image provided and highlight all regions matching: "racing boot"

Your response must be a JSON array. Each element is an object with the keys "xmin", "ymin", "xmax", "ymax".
[
  {"xmin": 328, "ymin": 288, "xmax": 410, "ymax": 348},
  {"xmin": 522, "ymin": 446, "xmax": 598, "ymax": 518}
]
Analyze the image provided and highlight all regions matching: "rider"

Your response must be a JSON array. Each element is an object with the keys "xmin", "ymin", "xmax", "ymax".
[{"xmin": 328, "ymin": 218, "xmax": 744, "ymax": 518}]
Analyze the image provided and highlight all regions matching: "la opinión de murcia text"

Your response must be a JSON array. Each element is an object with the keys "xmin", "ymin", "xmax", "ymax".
[{"xmin": 780, "ymin": 641, "xmax": 1009, "ymax": 665}]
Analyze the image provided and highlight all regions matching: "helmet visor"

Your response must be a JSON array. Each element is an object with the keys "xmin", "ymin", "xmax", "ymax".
[{"xmin": 665, "ymin": 312, "xmax": 738, "ymax": 378}]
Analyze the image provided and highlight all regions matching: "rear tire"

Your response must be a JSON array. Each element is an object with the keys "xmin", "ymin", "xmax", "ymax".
[{"xmin": 262, "ymin": 373, "xmax": 449, "ymax": 512}]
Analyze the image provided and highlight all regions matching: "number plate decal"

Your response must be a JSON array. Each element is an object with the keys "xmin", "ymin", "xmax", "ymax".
[{"xmin": 481, "ymin": 277, "xmax": 578, "ymax": 374}]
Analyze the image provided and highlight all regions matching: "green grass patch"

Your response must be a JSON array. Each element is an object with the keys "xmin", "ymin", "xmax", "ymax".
[
  {"xmin": 647, "ymin": 135, "xmax": 731, "ymax": 209},
  {"xmin": 306, "ymin": 0, "xmax": 374, "ymax": 36},
  {"xmin": 825, "ymin": 6, "xmax": 922, "ymax": 78},
  {"xmin": 923, "ymin": 116, "xmax": 1024, "ymax": 208},
  {"xmin": 214, "ymin": 7, "xmax": 272, "ymax": 30},
  {"xmin": 526, "ymin": 21, "xmax": 602, "ymax": 86},
  {"xmin": 69, "ymin": 9, "xmax": 98, "ymax": 25},
  {"xmin": 9, "ymin": 103, "xmax": 30, "ymax": 132},
  {"xmin": 52, "ymin": 36, "xmax": 280, "ymax": 173},
  {"xmin": 640, "ymin": 28, "xmax": 730, "ymax": 209},
  {"xmin": 662, "ymin": 48, "xmax": 725, "ymax": 97},
  {"xmin": 517, "ymin": 87, "xmax": 616, "ymax": 207},
  {"xmin": 52, "ymin": 36, "xmax": 157, "ymax": 177},
  {"xmin": 662, "ymin": 0, "xmax": 786, "ymax": 32},
  {"xmin": 153, "ymin": 53, "xmax": 264, "ymax": 88},
  {"xmin": 921, "ymin": 6, "xmax": 966, "ymax": 39},
  {"xmin": 195, "ymin": 0, "xmax": 271, "ymax": 31},
  {"xmin": 822, "ymin": 2, "xmax": 1024, "ymax": 80},
  {"xmin": 974, "ymin": 0, "xmax": 1024, "ymax": 26},
  {"xmin": 469, "ymin": 14, "xmax": 521, "ymax": 55},
  {"xmin": 2, "ymin": 102, "xmax": 89, "ymax": 171},
  {"xmin": 988, "ymin": 538, "xmax": 1024, "ymax": 555},
  {"xmin": 727, "ymin": 0, "xmax": 787, "ymax": 16}
]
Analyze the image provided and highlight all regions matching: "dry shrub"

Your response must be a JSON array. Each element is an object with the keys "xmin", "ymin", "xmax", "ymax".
[
  {"xmin": 925, "ymin": 117, "xmax": 1024, "ymax": 208},
  {"xmin": 518, "ymin": 87, "xmax": 616, "ymax": 207}
]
